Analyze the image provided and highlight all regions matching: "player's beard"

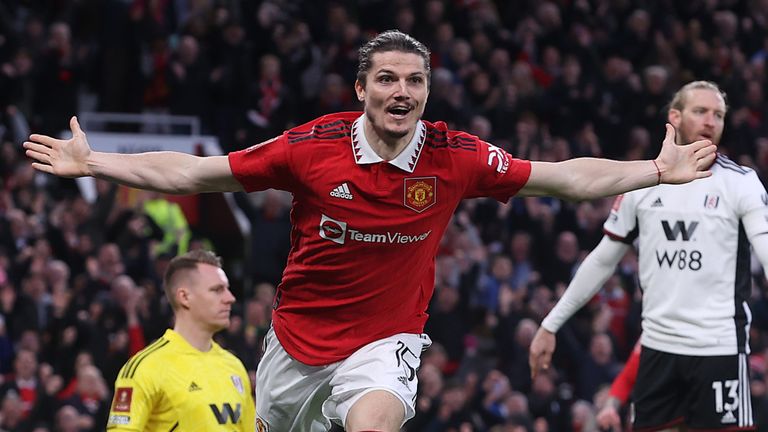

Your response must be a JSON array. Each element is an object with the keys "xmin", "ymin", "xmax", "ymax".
[
  {"xmin": 675, "ymin": 119, "xmax": 719, "ymax": 147},
  {"xmin": 366, "ymin": 112, "xmax": 413, "ymax": 139},
  {"xmin": 383, "ymin": 126, "xmax": 410, "ymax": 139}
]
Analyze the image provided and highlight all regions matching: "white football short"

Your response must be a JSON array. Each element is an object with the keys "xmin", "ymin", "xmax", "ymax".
[{"xmin": 255, "ymin": 327, "xmax": 432, "ymax": 432}]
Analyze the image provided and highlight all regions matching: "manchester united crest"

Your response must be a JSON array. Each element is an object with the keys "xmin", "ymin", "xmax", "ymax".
[{"xmin": 404, "ymin": 177, "xmax": 437, "ymax": 213}]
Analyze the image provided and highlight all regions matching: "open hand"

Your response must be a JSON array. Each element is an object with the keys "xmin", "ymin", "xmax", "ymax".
[
  {"xmin": 24, "ymin": 116, "xmax": 93, "ymax": 177},
  {"xmin": 655, "ymin": 123, "xmax": 716, "ymax": 184}
]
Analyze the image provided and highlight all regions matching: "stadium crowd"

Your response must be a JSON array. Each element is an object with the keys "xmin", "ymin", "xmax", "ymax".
[{"xmin": 1, "ymin": 0, "xmax": 768, "ymax": 430}]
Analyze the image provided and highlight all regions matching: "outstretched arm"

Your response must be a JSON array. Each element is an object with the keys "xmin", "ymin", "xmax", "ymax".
[
  {"xmin": 519, "ymin": 124, "xmax": 716, "ymax": 200},
  {"xmin": 23, "ymin": 116, "xmax": 243, "ymax": 194},
  {"xmin": 528, "ymin": 235, "xmax": 629, "ymax": 378}
]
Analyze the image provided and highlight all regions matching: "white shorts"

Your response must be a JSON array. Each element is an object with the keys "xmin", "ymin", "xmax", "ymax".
[{"xmin": 255, "ymin": 327, "xmax": 432, "ymax": 432}]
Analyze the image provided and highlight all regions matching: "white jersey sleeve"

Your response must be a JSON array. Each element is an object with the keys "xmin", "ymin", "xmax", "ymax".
[
  {"xmin": 739, "ymin": 170, "xmax": 768, "ymax": 274},
  {"xmin": 738, "ymin": 170, "xmax": 768, "ymax": 237},
  {"xmin": 603, "ymin": 191, "xmax": 644, "ymax": 243}
]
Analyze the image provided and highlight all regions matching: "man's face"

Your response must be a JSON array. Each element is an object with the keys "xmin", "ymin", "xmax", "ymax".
[
  {"xmin": 669, "ymin": 88, "xmax": 726, "ymax": 146},
  {"xmin": 15, "ymin": 350, "xmax": 36, "ymax": 380},
  {"xmin": 355, "ymin": 51, "xmax": 429, "ymax": 140},
  {"xmin": 185, "ymin": 264, "xmax": 235, "ymax": 332}
]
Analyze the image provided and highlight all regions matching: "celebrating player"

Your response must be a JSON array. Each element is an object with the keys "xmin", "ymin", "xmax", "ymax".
[{"xmin": 28, "ymin": 31, "xmax": 715, "ymax": 432}]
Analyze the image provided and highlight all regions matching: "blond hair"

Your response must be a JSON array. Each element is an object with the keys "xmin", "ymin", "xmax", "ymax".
[{"xmin": 668, "ymin": 80, "xmax": 728, "ymax": 113}]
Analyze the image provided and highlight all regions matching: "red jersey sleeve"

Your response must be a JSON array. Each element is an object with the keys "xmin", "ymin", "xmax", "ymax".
[
  {"xmin": 227, "ymin": 134, "xmax": 295, "ymax": 192},
  {"xmin": 462, "ymin": 133, "xmax": 531, "ymax": 201},
  {"xmin": 610, "ymin": 341, "xmax": 641, "ymax": 404}
]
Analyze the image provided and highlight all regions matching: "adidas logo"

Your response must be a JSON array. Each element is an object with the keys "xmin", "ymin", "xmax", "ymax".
[
  {"xmin": 720, "ymin": 410, "xmax": 736, "ymax": 424},
  {"xmin": 397, "ymin": 376, "xmax": 411, "ymax": 390},
  {"xmin": 188, "ymin": 382, "xmax": 202, "ymax": 392},
  {"xmin": 330, "ymin": 183, "xmax": 353, "ymax": 200},
  {"xmin": 651, "ymin": 197, "xmax": 663, "ymax": 207}
]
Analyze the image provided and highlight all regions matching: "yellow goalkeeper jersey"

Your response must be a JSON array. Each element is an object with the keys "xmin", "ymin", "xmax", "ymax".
[{"xmin": 106, "ymin": 329, "xmax": 255, "ymax": 431}]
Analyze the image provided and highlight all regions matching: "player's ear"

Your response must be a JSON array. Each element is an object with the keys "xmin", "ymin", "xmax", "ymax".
[
  {"xmin": 668, "ymin": 108, "xmax": 681, "ymax": 129},
  {"xmin": 177, "ymin": 286, "xmax": 191, "ymax": 309},
  {"xmin": 354, "ymin": 79, "xmax": 365, "ymax": 102}
]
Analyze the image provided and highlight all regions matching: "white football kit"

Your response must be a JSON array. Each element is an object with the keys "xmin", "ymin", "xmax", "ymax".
[
  {"xmin": 604, "ymin": 155, "xmax": 768, "ymax": 356},
  {"xmin": 541, "ymin": 154, "xmax": 767, "ymax": 430}
]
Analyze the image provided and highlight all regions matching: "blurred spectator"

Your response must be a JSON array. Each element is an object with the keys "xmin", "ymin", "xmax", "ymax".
[
  {"xmin": 0, "ymin": 391, "xmax": 30, "ymax": 431},
  {"xmin": 570, "ymin": 399, "xmax": 598, "ymax": 432},
  {"xmin": 140, "ymin": 191, "xmax": 191, "ymax": 256},
  {"xmin": 235, "ymin": 189, "xmax": 291, "ymax": 286},
  {"xmin": 53, "ymin": 404, "xmax": 84, "ymax": 432},
  {"xmin": 167, "ymin": 35, "xmax": 210, "ymax": 131},
  {"xmin": 507, "ymin": 231, "xmax": 536, "ymax": 291},
  {"xmin": 33, "ymin": 22, "xmax": 82, "ymax": 136},
  {"xmin": 245, "ymin": 53, "xmax": 295, "ymax": 142},
  {"xmin": 423, "ymin": 380, "xmax": 475, "ymax": 431},
  {"xmin": 555, "ymin": 328, "xmax": 622, "ymax": 401},
  {"xmin": 544, "ymin": 54, "xmax": 595, "ymax": 138},
  {"xmin": 475, "ymin": 255, "xmax": 515, "ymax": 313},
  {"xmin": 426, "ymin": 285, "xmax": 467, "ymax": 370},
  {"xmin": 104, "ymin": 200, "xmax": 163, "ymax": 282},
  {"xmin": 313, "ymin": 72, "xmax": 357, "ymax": 119},
  {"xmin": 541, "ymin": 231, "xmax": 580, "ymax": 290},
  {"xmin": 636, "ymin": 65, "xmax": 671, "ymax": 143},
  {"xmin": 528, "ymin": 369, "xmax": 569, "ymax": 430},
  {"xmin": 497, "ymin": 318, "xmax": 538, "ymax": 394},
  {"xmin": 209, "ymin": 19, "xmax": 252, "ymax": 152},
  {"xmin": 60, "ymin": 364, "xmax": 108, "ymax": 431},
  {"xmin": 0, "ymin": 348, "xmax": 57, "ymax": 424}
]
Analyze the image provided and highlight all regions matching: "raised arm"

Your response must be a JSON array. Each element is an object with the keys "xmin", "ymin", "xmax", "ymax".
[
  {"xmin": 528, "ymin": 235, "xmax": 630, "ymax": 378},
  {"xmin": 518, "ymin": 124, "xmax": 716, "ymax": 200},
  {"xmin": 23, "ymin": 116, "xmax": 243, "ymax": 194}
]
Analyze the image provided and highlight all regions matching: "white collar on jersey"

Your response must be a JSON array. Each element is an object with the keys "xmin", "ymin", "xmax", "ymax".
[{"xmin": 350, "ymin": 114, "xmax": 427, "ymax": 173}]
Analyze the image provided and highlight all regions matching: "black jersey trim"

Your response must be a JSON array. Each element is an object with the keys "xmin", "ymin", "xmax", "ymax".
[
  {"xmin": 603, "ymin": 224, "xmax": 638, "ymax": 245},
  {"xmin": 734, "ymin": 222, "xmax": 751, "ymax": 354},
  {"xmin": 428, "ymin": 142, "xmax": 476, "ymax": 150},
  {"xmin": 125, "ymin": 339, "xmax": 170, "ymax": 379},
  {"xmin": 426, "ymin": 133, "xmax": 477, "ymax": 149},
  {"xmin": 286, "ymin": 120, "xmax": 351, "ymax": 144},
  {"xmin": 121, "ymin": 338, "xmax": 165, "ymax": 378},
  {"xmin": 315, "ymin": 120, "xmax": 347, "ymax": 130},
  {"xmin": 286, "ymin": 125, "xmax": 348, "ymax": 137},
  {"xmin": 425, "ymin": 136, "xmax": 477, "ymax": 150},
  {"xmin": 286, "ymin": 120, "xmax": 347, "ymax": 134},
  {"xmin": 426, "ymin": 142, "xmax": 478, "ymax": 151},
  {"xmin": 288, "ymin": 132, "xmax": 348, "ymax": 144},
  {"xmin": 715, "ymin": 156, "xmax": 749, "ymax": 174},
  {"xmin": 169, "ymin": 421, "xmax": 179, "ymax": 431}
]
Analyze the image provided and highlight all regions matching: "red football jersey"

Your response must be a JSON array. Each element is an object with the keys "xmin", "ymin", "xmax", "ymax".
[{"xmin": 229, "ymin": 112, "xmax": 531, "ymax": 365}]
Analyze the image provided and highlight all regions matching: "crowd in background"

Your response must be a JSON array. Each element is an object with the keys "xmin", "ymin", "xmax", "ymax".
[{"xmin": 1, "ymin": 0, "xmax": 768, "ymax": 430}]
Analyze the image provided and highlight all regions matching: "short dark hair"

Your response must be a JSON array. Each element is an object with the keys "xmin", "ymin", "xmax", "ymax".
[
  {"xmin": 357, "ymin": 30, "xmax": 431, "ymax": 86},
  {"xmin": 163, "ymin": 250, "xmax": 222, "ymax": 310}
]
